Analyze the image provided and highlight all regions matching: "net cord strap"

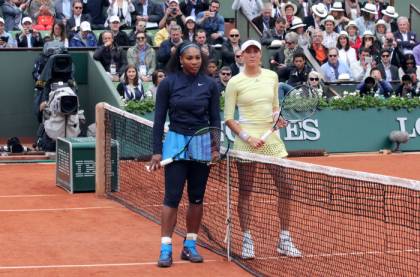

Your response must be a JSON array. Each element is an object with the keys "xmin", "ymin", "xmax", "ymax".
[{"xmin": 225, "ymin": 153, "xmax": 232, "ymax": 261}]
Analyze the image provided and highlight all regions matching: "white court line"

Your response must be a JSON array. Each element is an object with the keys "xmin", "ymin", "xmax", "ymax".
[
  {"xmin": 0, "ymin": 260, "xmax": 218, "ymax": 270},
  {"xmin": 0, "ymin": 206, "xmax": 117, "ymax": 212},
  {"xmin": 0, "ymin": 194, "xmax": 62, "ymax": 198},
  {"xmin": 255, "ymin": 248, "xmax": 420, "ymax": 260}
]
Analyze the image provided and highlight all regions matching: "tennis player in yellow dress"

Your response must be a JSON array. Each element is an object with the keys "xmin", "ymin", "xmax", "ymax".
[{"xmin": 224, "ymin": 40, "xmax": 301, "ymax": 259}]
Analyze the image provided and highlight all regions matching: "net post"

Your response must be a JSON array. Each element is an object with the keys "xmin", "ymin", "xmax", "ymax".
[
  {"xmin": 95, "ymin": 102, "xmax": 106, "ymax": 197},
  {"xmin": 226, "ymin": 153, "xmax": 232, "ymax": 262}
]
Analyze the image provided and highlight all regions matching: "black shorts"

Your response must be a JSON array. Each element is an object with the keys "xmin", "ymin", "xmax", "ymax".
[{"xmin": 163, "ymin": 161, "xmax": 210, "ymax": 208}]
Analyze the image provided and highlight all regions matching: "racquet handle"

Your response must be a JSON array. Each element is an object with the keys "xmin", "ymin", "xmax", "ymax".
[
  {"xmin": 145, "ymin": 158, "xmax": 174, "ymax": 172},
  {"xmin": 260, "ymin": 129, "xmax": 275, "ymax": 142}
]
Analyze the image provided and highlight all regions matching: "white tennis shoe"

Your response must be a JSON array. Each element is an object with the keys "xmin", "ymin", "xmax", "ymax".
[
  {"xmin": 277, "ymin": 231, "xmax": 302, "ymax": 257},
  {"xmin": 241, "ymin": 231, "xmax": 255, "ymax": 259}
]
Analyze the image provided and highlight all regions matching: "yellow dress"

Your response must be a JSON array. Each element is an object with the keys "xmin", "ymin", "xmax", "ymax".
[{"xmin": 224, "ymin": 69, "xmax": 288, "ymax": 158}]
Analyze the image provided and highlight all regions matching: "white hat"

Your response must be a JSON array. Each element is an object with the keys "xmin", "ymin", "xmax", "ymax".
[
  {"xmin": 270, "ymin": 40, "xmax": 284, "ymax": 48},
  {"xmin": 338, "ymin": 30, "xmax": 349, "ymax": 38},
  {"xmin": 382, "ymin": 6, "xmax": 398, "ymax": 18},
  {"xmin": 330, "ymin": 2, "xmax": 345, "ymax": 12},
  {"xmin": 311, "ymin": 3, "xmax": 328, "ymax": 18},
  {"xmin": 361, "ymin": 3, "xmax": 378, "ymax": 15},
  {"xmin": 0, "ymin": 17, "xmax": 4, "ymax": 24},
  {"xmin": 362, "ymin": 30, "xmax": 375, "ymax": 37},
  {"xmin": 345, "ymin": 20, "xmax": 358, "ymax": 30},
  {"xmin": 289, "ymin": 17, "xmax": 306, "ymax": 30},
  {"xmin": 168, "ymin": 0, "xmax": 179, "ymax": 3},
  {"xmin": 185, "ymin": 16, "xmax": 195, "ymax": 23},
  {"xmin": 283, "ymin": 2, "xmax": 297, "ymax": 15},
  {"xmin": 80, "ymin": 21, "xmax": 91, "ymax": 32},
  {"xmin": 338, "ymin": 73, "xmax": 351, "ymax": 81},
  {"xmin": 22, "ymin": 17, "xmax": 32, "ymax": 24},
  {"xmin": 241, "ymin": 40, "xmax": 261, "ymax": 52},
  {"xmin": 375, "ymin": 19, "xmax": 387, "ymax": 27},
  {"xmin": 321, "ymin": 15, "xmax": 335, "ymax": 26},
  {"xmin": 109, "ymin": 15, "xmax": 120, "ymax": 23}
]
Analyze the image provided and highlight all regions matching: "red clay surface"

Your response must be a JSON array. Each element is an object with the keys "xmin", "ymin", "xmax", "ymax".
[{"xmin": 0, "ymin": 164, "xmax": 251, "ymax": 277}]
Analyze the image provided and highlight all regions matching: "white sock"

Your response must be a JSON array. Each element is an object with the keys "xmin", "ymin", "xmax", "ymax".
[
  {"xmin": 280, "ymin": 230, "xmax": 290, "ymax": 240},
  {"xmin": 186, "ymin": 233, "xmax": 198, "ymax": 241},
  {"xmin": 243, "ymin": 230, "xmax": 252, "ymax": 240},
  {"xmin": 161, "ymin": 236, "xmax": 172, "ymax": 245}
]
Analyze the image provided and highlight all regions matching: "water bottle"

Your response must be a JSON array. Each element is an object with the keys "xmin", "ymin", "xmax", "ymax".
[{"xmin": 110, "ymin": 63, "xmax": 116, "ymax": 75}]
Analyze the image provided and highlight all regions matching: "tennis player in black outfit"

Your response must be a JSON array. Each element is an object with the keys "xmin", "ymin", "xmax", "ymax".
[{"xmin": 149, "ymin": 41, "xmax": 221, "ymax": 267}]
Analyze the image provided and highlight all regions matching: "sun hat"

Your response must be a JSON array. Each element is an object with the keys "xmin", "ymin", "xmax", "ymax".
[
  {"xmin": 330, "ymin": 2, "xmax": 345, "ymax": 12},
  {"xmin": 382, "ymin": 6, "xmax": 398, "ymax": 18},
  {"xmin": 283, "ymin": 2, "xmax": 297, "ymax": 15},
  {"xmin": 289, "ymin": 17, "xmax": 306, "ymax": 30},
  {"xmin": 109, "ymin": 15, "xmax": 120, "ymax": 23},
  {"xmin": 361, "ymin": 3, "xmax": 378, "ymax": 15},
  {"xmin": 321, "ymin": 15, "xmax": 336, "ymax": 26},
  {"xmin": 311, "ymin": 3, "xmax": 328, "ymax": 18}
]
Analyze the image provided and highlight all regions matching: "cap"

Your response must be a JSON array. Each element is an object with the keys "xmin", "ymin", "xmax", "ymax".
[
  {"xmin": 185, "ymin": 16, "xmax": 195, "ymax": 23},
  {"xmin": 168, "ymin": 0, "xmax": 179, "ymax": 3},
  {"xmin": 0, "ymin": 17, "xmax": 4, "ymax": 24},
  {"xmin": 362, "ymin": 30, "xmax": 375, "ymax": 37},
  {"xmin": 241, "ymin": 40, "xmax": 261, "ymax": 52},
  {"xmin": 22, "ymin": 17, "xmax": 32, "ymax": 24},
  {"xmin": 109, "ymin": 15, "xmax": 120, "ymax": 23},
  {"xmin": 80, "ymin": 21, "xmax": 91, "ymax": 32}
]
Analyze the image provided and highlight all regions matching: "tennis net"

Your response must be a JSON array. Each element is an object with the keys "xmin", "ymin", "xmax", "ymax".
[{"xmin": 96, "ymin": 103, "xmax": 420, "ymax": 277}]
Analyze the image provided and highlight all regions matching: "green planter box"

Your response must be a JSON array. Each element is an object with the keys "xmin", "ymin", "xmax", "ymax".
[{"xmin": 56, "ymin": 137, "xmax": 119, "ymax": 193}]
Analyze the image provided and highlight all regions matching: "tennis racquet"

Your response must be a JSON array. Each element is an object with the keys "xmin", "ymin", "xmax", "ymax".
[
  {"xmin": 146, "ymin": 126, "xmax": 231, "ymax": 172},
  {"xmin": 260, "ymin": 84, "xmax": 319, "ymax": 141}
]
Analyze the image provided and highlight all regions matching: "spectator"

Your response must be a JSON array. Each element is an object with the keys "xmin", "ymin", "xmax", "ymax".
[
  {"xmin": 117, "ymin": 64, "xmax": 146, "ymax": 100},
  {"xmin": 66, "ymin": 1, "xmax": 92, "ymax": 41},
  {"xmin": 0, "ymin": 16, "xmax": 16, "ymax": 47},
  {"xmin": 146, "ymin": 69, "xmax": 165, "ymax": 101},
  {"xmin": 132, "ymin": 0, "xmax": 164, "ymax": 24},
  {"xmin": 295, "ymin": 0, "xmax": 314, "ymax": 19},
  {"xmin": 154, "ymin": 17, "xmax": 176, "ymax": 47},
  {"xmin": 183, "ymin": 16, "xmax": 196, "ymax": 42},
  {"xmin": 371, "ymin": 0, "xmax": 386, "ymax": 21},
  {"xmin": 321, "ymin": 47, "xmax": 352, "ymax": 82},
  {"xmin": 196, "ymin": 0, "xmax": 224, "ymax": 44},
  {"xmin": 99, "ymin": 16, "xmax": 130, "ymax": 46},
  {"xmin": 303, "ymin": 3, "xmax": 327, "ymax": 31},
  {"xmin": 2, "ymin": 0, "xmax": 26, "ymax": 31},
  {"xmin": 69, "ymin": 21, "xmax": 98, "ymax": 47},
  {"xmin": 230, "ymin": 49, "xmax": 243, "ymax": 76},
  {"xmin": 337, "ymin": 31, "xmax": 357, "ymax": 69},
  {"xmin": 344, "ymin": 0, "xmax": 360, "ymax": 21},
  {"xmin": 413, "ymin": 44, "xmax": 420, "ymax": 66},
  {"xmin": 32, "ymin": 2, "xmax": 55, "ymax": 31},
  {"xmin": 399, "ymin": 54, "xmax": 420, "ymax": 80},
  {"xmin": 54, "ymin": 0, "xmax": 73, "ymax": 21},
  {"xmin": 289, "ymin": 17, "xmax": 309, "ymax": 47},
  {"xmin": 319, "ymin": 0, "xmax": 332, "ymax": 13},
  {"xmin": 271, "ymin": 31, "xmax": 303, "ymax": 71},
  {"xmin": 355, "ymin": 2, "xmax": 376, "ymax": 36},
  {"xmin": 128, "ymin": 19, "xmax": 153, "ymax": 45},
  {"xmin": 25, "ymin": 0, "xmax": 55, "ymax": 23},
  {"xmin": 357, "ymin": 67, "xmax": 392, "ymax": 98},
  {"xmin": 16, "ymin": 17, "xmax": 43, "ymax": 47},
  {"xmin": 329, "ymin": 1, "xmax": 349, "ymax": 33},
  {"xmin": 93, "ymin": 30, "xmax": 127, "ymax": 81},
  {"xmin": 86, "ymin": 0, "xmax": 109, "ymax": 29},
  {"xmin": 375, "ymin": 19, "xmax": 387, "ymax": 45},
  {"xmin": 216, "ymin": 66, "xmax": 231, "ymax": 94},
  {"xmin": 261, "ymin": 16, "xmax": 286, "ymax": 46},
  {"xmin": 195, "ymin": 29, "xmax": 217, "ymax": 60},
  {"xmin": 282, "ymin": 1, "xmax": 297, "ymax": 28},
  {"xmin": 406, "ymin": 68, "xmax": 420, "ymax": 96},
  {"xmin": 351, "ymin": 47, "xmax": 373, "ymax": 82},
  {"xmin": 271, "ymin": 0, "xmax": 286, "ymax": 19},
  {"xmin": 48, "ymin": 21, "xmax": 68, "ymax": 47},
  {"xmin": 346, "ymin": 20, "xmax": 362, "ymax": 54},
  {"xmin": 221, "ymin": 28, "xmax": 241, "ymax": 67},
  {"xmin": 360, "ymin": 30, "xmax": 380, "ymax": 60},
  {"xmin": 394, "ymin": 16, "xmax": 418, "ymax": 55},
  {"xmin": 252, "ymin": 2, "xmax": 275, "ymax": 34},
  {"xmin": 127, "ymin": 30, "xmax": 156, "ymax": 82},
  {"xmin": 156, "ymin": 24, "xmax": 183, "ymax": 68},
  {"xmin": 158, "ymin": 0, "xmax": 185, "ymax": 29},
  {"xmin": 377, "ymin": 48, "xmax": 399, "ymax": 82},
  {"xmin": 382, "ymin": 31, "xmax": 403, "ymax": 67},
  {"xmin": 206, "ymin": 58, "xmax": 218, "ymax": 78},
  {"xmin": 307, "ymin": 70, "xmax": 325, "ymax": 97},
  {"xmin": 232, "ymin": 0, "xmax": 263, "ymax": 21},
  {"xmin": 105, "ymin": 0, "xmax": 135, "ymax": 28},
  {"xmin": 180, "ymin": 0, "xmax": 209, "ymax": 19},
  {"xmin": 321, "ymin": 15, "xmax": 338, "ymax": 49},
  {"xmin": 283, "ymin": 52, "xmax": 312, "ymax": 87},
  {"xmin": 395, "ymin": 74, "xmax": 418, "ymax": 98},
  {"xmin": 381, "ymin": 5, "xmax": 398, "ymax": 33},
  {"xmin": 308, "ymin": 28, "xmax": 328, "ymax": 65}
]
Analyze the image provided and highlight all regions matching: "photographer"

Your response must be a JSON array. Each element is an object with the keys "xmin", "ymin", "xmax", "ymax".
[
  {"xmin": 351, "ymin": 47, "xmax": 374, "ymax": 81},
  {"xmin": 196, "ymin": 0, "xmax": 224, "ymax": 44},
  {"xmin": 395, "ymin": 73, "xmax": 418, "ymax": 98},
  {"xmin": 1, "ymin": 0, "xmax": 26, "ymax": 32},
  {"xmin": 0, "ymin": 17, "xmax": 16, "ymax": 48},
  {"xmin": 158, "ymin": 0, "xmax": 185, "ymax": 29},
  {"xmin": 15, "ymin": 17, "xmax": 43, "ymax": 48},
  {"xmin": 356, "ymin": 67, "xmax": 393, "ymax": 98},
  {"xmin": 382, "ymin": 32, "xmax": 403, "ymax": 67}
]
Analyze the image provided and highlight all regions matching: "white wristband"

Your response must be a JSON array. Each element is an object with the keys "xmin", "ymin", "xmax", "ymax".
[
  {"xmin": 273, "ymin": 111, "xmax": 280, "ymax": 121},
  {"xmin": 238, "ymin": 131, "xmax": 250, "ymax": 142}
]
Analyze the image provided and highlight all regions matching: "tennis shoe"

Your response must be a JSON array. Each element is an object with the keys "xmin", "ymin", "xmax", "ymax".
[
  {"xmin": 277, "ymin": 234, "xmax": 302, "ymax": 257},
  {"xmin": 241, "ymin": 232, "xmax": 255, "ymax": 259},
  {"xmin": 181, "ymin": 239, "xmax": 203, "ymax": 263},
  {"xmin": 157, "ymin": 244, "xmax": 173, "ymax": 267}
]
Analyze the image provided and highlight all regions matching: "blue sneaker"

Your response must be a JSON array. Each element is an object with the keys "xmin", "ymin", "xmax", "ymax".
[
  {"xmin": 181, "ymin": 239, "xmax": 203, "ymax": 263},
  {"xmin": 157, "ymin": 244, "xmax": 173, "ymax": 267}
]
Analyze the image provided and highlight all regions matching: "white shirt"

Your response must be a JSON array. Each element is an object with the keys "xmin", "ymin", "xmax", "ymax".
[
  {"xmin": 142, "ymin": 1, "xmax": 148, "ymax": 16},
  {"xmin": 62, "ymin": 0, "xmax": 72, "ymax": 19},
  {"xmin": 26, "ymin": 33, "xmax": 32, "ymax": 48},
  {"xmin": 232, "ymin": 0, "xmax": 263, "ymax": 21},
  {"xmin": 322, "ymin": 31, "xmax": 339, "ymax": 49},
  {"xmin": 74, "ymin": 14, "xmax": 82, "ymax": 27}
]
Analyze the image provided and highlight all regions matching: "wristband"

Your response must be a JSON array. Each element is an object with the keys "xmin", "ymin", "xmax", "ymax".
[
  {"xmin": 238, "ymin": 130, "xmax": 250, "ymax": 142},
  {"xmin": 273, "ymin": 111, "xmax": 280, "ymax": 120}
]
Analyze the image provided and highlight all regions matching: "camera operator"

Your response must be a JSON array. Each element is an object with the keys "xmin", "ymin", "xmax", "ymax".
[
  {"xmin": 16, "ymin": 17, "xmax": 43, "ymax": 48},
  {"xmin": 356, "ymin": 67, "xmax": 393, "ymax": 98},
  {"xmin": 158, "ymin": 0, "xmax": 185, "ymax": 30},
  {"xmin": 0, "ymin": 17, "xmax": 16, "ymax": 48}
]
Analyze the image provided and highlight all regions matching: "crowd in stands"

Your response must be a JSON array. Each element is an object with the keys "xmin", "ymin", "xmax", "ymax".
[{"xmin": 1, "ymin": 0, "xmax": 420, "ymax": 100}]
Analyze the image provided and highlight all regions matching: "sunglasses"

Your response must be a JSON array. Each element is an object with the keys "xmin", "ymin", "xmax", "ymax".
[
  {"xmin": 382, "ymin": 54, "xmax": 389, "ymax": 57},
  {"xmin": 235, "ymin": 55, "xmax": 241, "ymax": 58},
  {"xmin": 285, "ymin": 41, "xmax": 294, "ymax": 45},
  {"xmin": 230, "ymin": 34, "xmax": 239, "ymax": 37},
  {"xmin": 137, "ymin": 37, "xmax": 146, "ymax": 40},
  {"xmin": 74, "ymin": 6, "xmax": 83, "ymax": 9},
  {"xmin": 329, "ymin": 54, "xmax": 337, "ymax": 57},
  {"xmin": 309, "ymin": 77, "xmax": 319, "ymax": 81},
  {"xmin": 221, "ymin": 72, "xmax": 231, "ymax": 76},
  {"xmin": 406, "ymin": 62, "xmax": 415, "ymax": 65}
]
